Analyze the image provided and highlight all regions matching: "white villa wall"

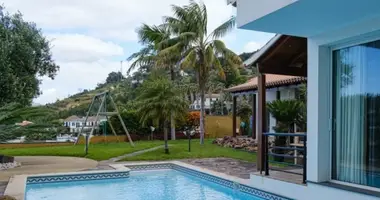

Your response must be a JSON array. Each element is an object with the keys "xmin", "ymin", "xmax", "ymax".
[
  {"xmin": 247, "ymin": 8, "xmax": 380, "ymax": 200},
  {"xmin": 253, "ymin": 87, "xmax": 298, "ymax": 138},
  {"xmin": 233, "ymin": 0, "xmax": 380, "ymax": 199}
]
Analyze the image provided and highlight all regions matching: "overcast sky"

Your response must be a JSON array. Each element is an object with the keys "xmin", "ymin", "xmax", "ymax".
[{"xmin": 3, "ymin": 0, "xmax": 274, "ymax": 104}]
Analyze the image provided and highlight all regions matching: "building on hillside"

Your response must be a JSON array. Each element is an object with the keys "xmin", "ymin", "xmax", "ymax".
[
  {"xmin": 15, "ymin": 120, "xmax": 33, "ymax": 127},
  {"xmin": 226, "ymin": 74, "xmax": 306, "ymax": 137},
  {"xmin": 229, "ymin": 0, "xmax": 380, "ymax": 199},
  {"xmin": 63, "ymin": 115, "xmax": 107, "ymax": 133},
  {"xmin": 189, "ymin": 93, "xmax": 223, "ymax": 114}
]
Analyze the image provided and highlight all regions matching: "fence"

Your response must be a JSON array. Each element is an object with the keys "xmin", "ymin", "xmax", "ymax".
[
  {"xmin": 263, "ymin": 132, "xmax": 307, "ymax": 183},
  {"xmin": 205, "ymin": 115, "xmax": 240, "ymax": 138}
]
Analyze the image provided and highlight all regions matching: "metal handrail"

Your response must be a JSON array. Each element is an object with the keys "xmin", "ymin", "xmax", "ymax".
[
  {"xmin": 263, "ymin": 132, "xmax": 307, "ymax": 184},
  {"xmin": 263, "ymin": 132, "xmax": 306, "ymax": 137}
]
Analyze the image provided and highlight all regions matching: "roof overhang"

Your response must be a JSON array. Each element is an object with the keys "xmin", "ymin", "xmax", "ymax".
[
  {"xmin": 236, "ymin": 0, "xmax": 380, "ymax": 37},
  {"xmin": 245, "ymin": 35, "xmax": 307, "ymax": 77},
  {"xmin": 226, "ymin": 74, "xmax": 306, "ymax": 94}
]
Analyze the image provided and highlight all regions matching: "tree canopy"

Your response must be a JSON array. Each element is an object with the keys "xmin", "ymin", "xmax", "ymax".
[
  {"xmin": 106, "ymin": 71, "xmax": 124, "ymax": 84},
  {"xmin": 156, "ymin": 1, "xmax": 242, "ymax": 143},
  {"xmin": 0, "ymin": 6, "xmax": 59, "ymax": 107}
]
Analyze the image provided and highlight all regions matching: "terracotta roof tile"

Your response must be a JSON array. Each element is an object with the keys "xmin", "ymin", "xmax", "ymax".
[{"xmin": 225, "ymin": 74, "xmax": 306, "ymax": 93}]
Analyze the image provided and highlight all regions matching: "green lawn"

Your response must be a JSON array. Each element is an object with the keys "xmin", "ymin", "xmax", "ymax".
[
  {"xmin": 0, "ymin": 141, "xmax": 162, "ymax": 161},
  {"xmin": 0, "ymin": 139, "xmax": 257, "ymax": 162},
  {"xmin": 120, "ymin": 139, "xmax": 257, "ymax": 162}
]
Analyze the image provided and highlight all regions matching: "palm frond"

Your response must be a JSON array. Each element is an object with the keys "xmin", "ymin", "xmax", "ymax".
[
  {"xmin": 224, "ymin": 48, "xmax": 243, "ymax": 65},
  {"xmin": 210, "ymin": 17, "xmax": 236, "ymax": 39},
  {"xmin": 213, "ymin": 55, "xmax": 226, "ymax": 80},
  {"xmin": 137, "ymin": 24, "xmax": 169, "ymax": 46},
  {"xmin": 212, "ymin": 40, "xmax": 227, "ymax": 53},
  {"xmin": 135, "ymin": 77, "xmax": 189, "ymax": 126},
  {"xmin": 180, "ymin": 49, "xmax": 197, "ymax": 69}
]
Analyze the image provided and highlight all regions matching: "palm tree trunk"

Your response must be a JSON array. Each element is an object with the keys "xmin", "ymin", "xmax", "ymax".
[
  {"xmin": 200, "ymin": 87, "xmax": 206, "ymax": 144},
  {"xmin": 164, "ymin": 120, "xmax": 169, "ymax": 154},
  {"xmin": 190, "ymin": 92, "xmax": 194, "ymax": 103},
  {"xmin": 171, "ymin": 113, "xmax": 176, "ymax": 140},
  {"xmin": 208, "ymin": 89, "xmax": 212, "ymax": 115},
  {"xmin": 170, "ymin": 67, "xmax": 176, "ymax": 140},
  {"xmin": 220, "ymin": 92, "xmax": 224, "ymax": 115}
]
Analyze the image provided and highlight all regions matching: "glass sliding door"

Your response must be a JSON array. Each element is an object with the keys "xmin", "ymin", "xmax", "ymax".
[{"xmin": 332, "ymin": 39, "xmax": 380, "ymax": 188}]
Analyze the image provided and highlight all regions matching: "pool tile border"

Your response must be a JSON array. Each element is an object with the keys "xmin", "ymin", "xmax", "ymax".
[
  {"xmin": 121, "ymin": 162, "xmax": 290, "ymax": 200},
  {"xmin": 26, "ymin": 171, "xmax": 130, "ymax": 184}
]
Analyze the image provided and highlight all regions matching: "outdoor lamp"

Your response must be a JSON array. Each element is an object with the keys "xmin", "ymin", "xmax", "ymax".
[{"xmin": 183, "ymin": 126, "xmax": 197, "ymax": 152}]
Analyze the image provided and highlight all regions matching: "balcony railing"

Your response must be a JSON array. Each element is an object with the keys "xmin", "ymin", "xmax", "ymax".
[{"xmin": 263, "ymin": 132, "xmax": 307, "ymax": 184}]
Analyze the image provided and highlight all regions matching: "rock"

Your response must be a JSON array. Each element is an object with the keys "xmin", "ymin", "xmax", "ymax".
[
  {"xmin": 212, "ymin": 136, "xmax": 258, "ymax": 152},
  {"xmin": 0, "ymin": 162, "xmax": 21, "ymax": 170}
]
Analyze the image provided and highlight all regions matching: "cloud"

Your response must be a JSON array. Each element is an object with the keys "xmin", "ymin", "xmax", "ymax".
[
  {"xmin": 2, "ymin": 0, "xmax": 241, "ymax": 104},
  {"xmin": 4, "ymin": 0, "xmax": 235, "ymax": 42},
  {"xmin": 243, "ymin": 41, "xmax": 265, "ymax": 53},
  {"xmin": 36, "ymin": 60, "xmax": 130, "ymax": 104},
  {"xmin": 48, "ymin": 34, "xmax": 124, "ymax": 62}
]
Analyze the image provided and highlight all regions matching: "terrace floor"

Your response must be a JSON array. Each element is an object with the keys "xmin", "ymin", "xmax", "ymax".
[
  {"xmin": 252, "ymin": 168, "xmax": 304, "ymax": 185},
  {"xmin": 182, "ymin": 158, "xmax": 256, "ymax": 179},
  {"xmin": 182, "ymin": 158, "xmax": 304, "ymax": 185},
  {"xmin": 0, "ymin": 156, "xmax": 98, "ymax": 182}
]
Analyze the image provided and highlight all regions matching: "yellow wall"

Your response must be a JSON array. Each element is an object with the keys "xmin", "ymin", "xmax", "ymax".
[
  {"xmin": 77, "ymin": 135, "xmax": 124, "ymax": 144},
  {"xmin": 205, "ymin": 115, "xmax": 240, "ymax": 138}
]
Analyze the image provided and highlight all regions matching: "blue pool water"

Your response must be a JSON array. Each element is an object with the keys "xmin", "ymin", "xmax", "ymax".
[{"xmin": 26, "ymin": 170, "xmax": 265, "ymax": 200}]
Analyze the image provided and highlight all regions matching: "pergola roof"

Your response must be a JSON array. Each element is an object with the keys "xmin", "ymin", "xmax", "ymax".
[
  {"xmin": 226, "ymin": 74, "xmax": 306, "ymax": 93},
  {"xmin": 245, "ymin": 34, "xmax": 307, "ymax": 77}
]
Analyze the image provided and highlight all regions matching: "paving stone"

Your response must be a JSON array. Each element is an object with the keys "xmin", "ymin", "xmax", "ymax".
[{"xmin": 182, "ymin": 158, "xmax": 257, "ymax": 179}]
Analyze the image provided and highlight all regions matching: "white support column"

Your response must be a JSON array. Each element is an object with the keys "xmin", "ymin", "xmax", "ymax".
[{"xmin": 307, "ymin": 38, "xmax": 331, "ymax": 182}]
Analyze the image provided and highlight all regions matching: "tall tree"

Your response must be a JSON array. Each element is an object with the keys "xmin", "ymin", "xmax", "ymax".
[
  {"xmin": 0, "ymin": 6, "xmax": 59, "ymax": 107},
  {"xmin": 135, "ymin": 77, "xmax": 188, "ymax": 153},
  {"xmin": 158, "ymin": 1, "xmax": 242, "ymax": 144},
  {"xmin": 105, "ymin": 71, "xmax": 124, "ymax": 84},
  {"xmin": 127, "ymin": 24, "xmax": 180, "ymax": 140}
]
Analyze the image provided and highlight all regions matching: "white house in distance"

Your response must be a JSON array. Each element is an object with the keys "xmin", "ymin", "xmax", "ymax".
[
  {"xmin": 226, "ymin": 74, "xmax": 306, "ymax": 136},
  {"xmin": 189, "ymin": 93, "xmax": 221, "ymax": 114},
  {"xmin": 229, "ymin": 0, "xmax": 380, "ymax": 199},
  {"xmin": 63, "ymin": 115, "xmax": 107, "ymax": 133}
]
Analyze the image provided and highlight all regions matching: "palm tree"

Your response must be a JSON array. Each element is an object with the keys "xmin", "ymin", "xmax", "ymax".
[
  {"xmin": 158, "ymin": 1, "xmax": 242, "ymax": 144},
  {"xmin": 135, "ymin": 77, "xmax": 188, "ymax": 153},
  {"xmin": 127, "ymin": 24, "xmax": 181, "ymax": 141}
]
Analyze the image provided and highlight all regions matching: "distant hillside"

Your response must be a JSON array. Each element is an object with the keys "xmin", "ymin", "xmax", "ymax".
[{"xmin": 49, "ymin": 86, "xmax": 109, "ymax": 111}]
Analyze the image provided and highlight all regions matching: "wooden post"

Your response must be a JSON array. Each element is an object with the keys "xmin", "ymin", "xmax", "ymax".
[
  {"xmin": 74, "ymin": 96, "xmax": 96, "ymax": 145},
  {"xmin": 109, "ymin": 95, "xmax": 135, "ymax": 147},
  {"xmin": 87, "ymin": 95, "xmax": 106, "ymax": 146},
  {"xmin": 252, "ymin": 94, "xmax": 257, "ymax": 139},
  {"xmin": 232, "ymin": 95, "xmax": 237, "ymax": 137},
  {"xmin": 257, "ymin": 69, "xmax": 266, "ymax": 171}
]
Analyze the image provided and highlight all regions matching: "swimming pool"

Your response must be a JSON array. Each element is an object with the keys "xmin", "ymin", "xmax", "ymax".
[{"xmin": 23, "ymin": 162, "xmax": 288, "ymax": 200}]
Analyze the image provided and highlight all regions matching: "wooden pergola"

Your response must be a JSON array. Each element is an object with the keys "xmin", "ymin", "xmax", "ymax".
[{"xmin": 227, "ymin": 34, "xmax": 307, "ymax": 170}]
